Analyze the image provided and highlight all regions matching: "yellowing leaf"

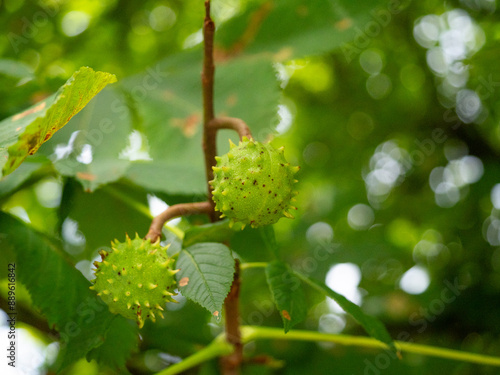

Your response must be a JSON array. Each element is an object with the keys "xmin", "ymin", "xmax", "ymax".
[{"xmin": 0, "ymin": 66, "xmax": 116, "ymax": 178}]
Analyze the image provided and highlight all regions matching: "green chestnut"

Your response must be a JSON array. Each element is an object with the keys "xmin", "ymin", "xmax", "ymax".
[
  {"xmin": 90, "ymin": 234, "xmax": 178, "ymax": 328},
  {"xmin": 210, "ymin": 137, "xmax": 299, "ymax": 229}
]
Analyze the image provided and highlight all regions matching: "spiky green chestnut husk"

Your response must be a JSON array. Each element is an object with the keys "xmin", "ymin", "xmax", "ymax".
[
  {"xmin": 210, "ymin": 137, "xmax": 299, "ymax": 228},
  {"xmin": 90, "ymin": 234, "xmax": 178, "ymax": 328}
]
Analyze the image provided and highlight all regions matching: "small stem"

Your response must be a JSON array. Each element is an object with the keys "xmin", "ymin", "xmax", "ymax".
[
  {"xmin": 220, "ymin": 260, "xmax": 243, "ymax": 375},
  {"xmin": 240, "ymin": 262, "xmax": 268, "ymax": 270},
  {"xmin": 202, "ymin": 0, "xmax": 218, "ymax": 221},
  {"xmin": 145, "ymin": 201, "xmax": 212, "ymax": 242},
  {"xmin": 241, "ymin": 326, "xmax": 500, "ymax": 367},
  {"xmin": 208, "ymin": 117, "xmax": 253, "ymax": 140}
]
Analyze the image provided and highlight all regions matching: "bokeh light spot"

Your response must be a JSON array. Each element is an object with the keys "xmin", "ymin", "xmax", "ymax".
[
  {"xmin": 359, "ymin": 49, "xmax": 384, "ymax": 75},
  {"xmin": 325, "ymin": 263, "xmax": 362, "ymax": 312},
  {"xmin": 306, "ymin": 222, "xmax": 334, "ymax": 245},
  {"xmin": 61, "ymin": 11, "xmax": 91, "ymax": 37},
  {"xmin": 347, "ymin": 204, "xmax": 374, "ymax": 231},
  {"xmin": 399, "ymin": 265, "xmax": 430, "ymax": 294},
  {"xmin": 366, "ymin": 73, "xmax": 392, "ymax": 99}
]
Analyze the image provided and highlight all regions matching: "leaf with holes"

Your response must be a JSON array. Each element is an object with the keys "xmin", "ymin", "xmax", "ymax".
[
  {"xmin": 0, "ymin": 66, "xmax": 116, "ymax": 178},
  {"xmin": 176, "ymin": 243, "xmax": 235, "ymax": 318},
  {"xmin": 266, "ymin": 261, "xmax": 307, "ymax": 333}
]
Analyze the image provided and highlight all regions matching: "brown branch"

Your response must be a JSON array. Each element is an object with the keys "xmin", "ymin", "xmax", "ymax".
[
  {"xmin": 201, "ymin": 3, "xmax": 243, "ymax": 374},
  {"xmin": 200, "ymin": 3, "xmax": 244, "ymax": 374},
  {"xmin": 208, "ymin": 117, "xmax": 253, "ymax": 141},
  {"xmin": 202, "ymin": 0, "xmax": 218, "ymax": 221},
  {"xmin": 220, "ymin": 260, "xmax": 243, "ymax": 375},
  {"xmin": 144, "ymin": 202, "xmax": 213, "ymax": 242}
]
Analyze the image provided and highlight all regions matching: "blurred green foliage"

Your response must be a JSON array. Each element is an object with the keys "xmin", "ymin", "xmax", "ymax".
[{"xmin": 1, "ymin": 0, "xmax": 500, "ymax": 374}]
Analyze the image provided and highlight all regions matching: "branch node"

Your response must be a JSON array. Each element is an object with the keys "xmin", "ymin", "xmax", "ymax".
[{"xmin": 209, "ymin": 117, "xmax": 254, "ymax": 141}]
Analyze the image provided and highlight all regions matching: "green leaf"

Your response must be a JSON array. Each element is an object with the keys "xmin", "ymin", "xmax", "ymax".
[
  {"xmin": 295, "ymin": 271, "xmax": 396, "ymax": 352},
  {"xmin": 0, "ymin": 66, "xmax": 116, "ymax": 178},
  {"xmin": 0, "ymin": 212, "xmax": 138, "ymax": 371},
  {"xmin": 182, "ymin": 220, "xmax": 235, "ymax": 248},
  {"xmin": 176, "ymin": 243, "xmax": 235, "ymax": 317},
  {"xmin": 217, "ymin": 0, "xmax": 388, "ymax": 60},
  {"xmin": 265, "ymin": 261, "xmax": 307, "ymax": 333}
]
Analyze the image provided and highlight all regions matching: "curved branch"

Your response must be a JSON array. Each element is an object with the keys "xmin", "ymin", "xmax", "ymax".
[
  {"xmin": 145, "ymin": 201, "xmax": 213, "ymax": 242},
  {"xmin": 208, "ymin": 117, "xmax": 253, "ymax": 140}
]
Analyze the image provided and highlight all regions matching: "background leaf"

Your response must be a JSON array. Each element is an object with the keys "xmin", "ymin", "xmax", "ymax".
[
  {"xmin": 176, "ymin": 242, "xmax": 235, "ymax": 317},
  {"xmin": 86, "ymin": 318, "xmax": 138, "ymax": 374},
  {"xmin": 56, "ymin": 179, "xmax": 151, "ymax": 260},
  {"xmin": 265, "ymin": 260, "xmax": 307, "ymax": 333},
  {"xmin": 216, "ymin": 0, "xmax": 389, "ymax": 59},
  {"xmin": 122, "ymin": 52, "xmax": 281, "ymax": 195},
  {"xmin": 0, "ymin": 67, "xmax": 116, "ymax": 178},
  {"xmin": 47, "ymin": 88, "xmax": 132, "ymax": 191}
]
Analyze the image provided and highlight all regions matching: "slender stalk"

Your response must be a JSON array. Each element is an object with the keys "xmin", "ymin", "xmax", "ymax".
[
  {"xmin": 208, "ymin": 117, "xmax": 253, "ymax": 140},
  {"xmin": 240, "ymin": 262, "xmax": 268, "ymax": 270},
  {"xmin": 201, "ymin": 0, "xmax": 218, "ymax": 221},
  {"xmin": 145, "ymin": 201, "xmax": 212, "ymax": 242},
  {"xmin": 154, "ymin": 326, "xmax": 500, "ymax": 375}
]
